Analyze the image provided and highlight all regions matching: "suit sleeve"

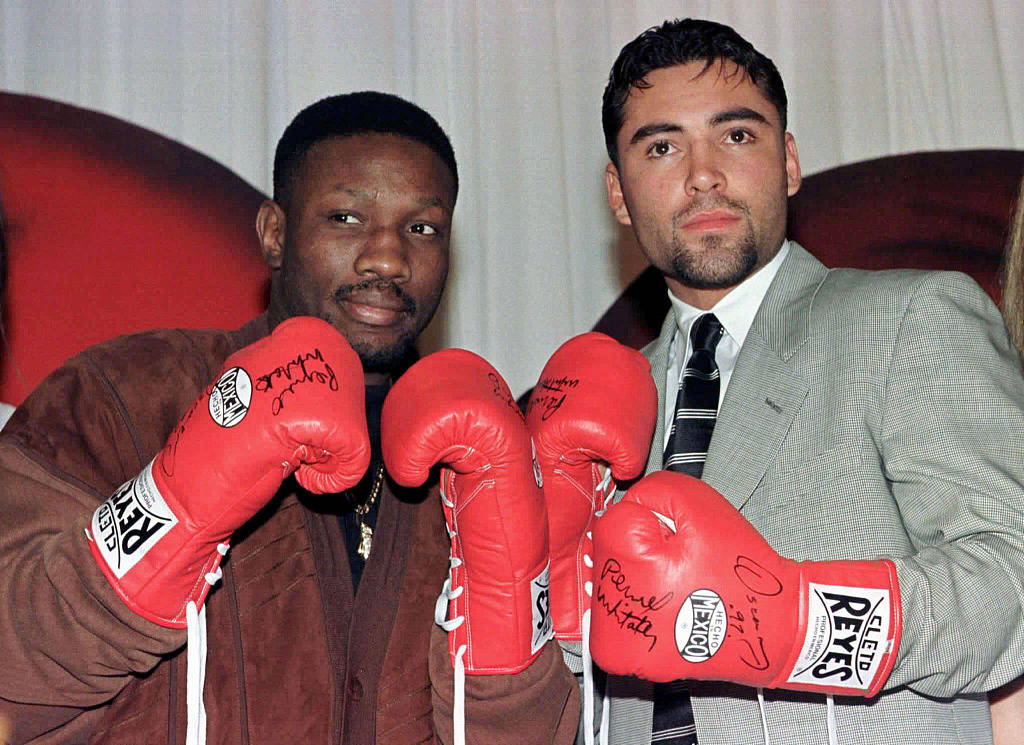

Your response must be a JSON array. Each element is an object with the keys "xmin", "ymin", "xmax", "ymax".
[
  {"xmin": 429, "ymin": 625, "xmax": 581, "ymax": 745},
  {"xmin": 881, "ymin": 271, "xmax": 1024, "ymax": 695},
  {"xmin": 0, "ymin": 341, "xmax": 199, "ymax": 734}
]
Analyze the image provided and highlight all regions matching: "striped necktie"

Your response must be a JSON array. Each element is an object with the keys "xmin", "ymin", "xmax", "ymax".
[
  {"xmin": 654, "ymin": 312, "xmax": 723, "ymax": 745},
  {"xmin": 663, "ymin": 313, "xmax": 724, "ymax": 476}
]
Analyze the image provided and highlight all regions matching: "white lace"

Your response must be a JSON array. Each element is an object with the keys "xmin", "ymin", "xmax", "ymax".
[
  {"xmin": 185, "ymin": 543, "xmax": 229, "ymax": 745},
  {"xmin": 436, "ymin": 481, "xmax": 468, "ymax": 745},
  {"xmin": 453, "ymin": 645, "xmax": 467, "ymax": 745},
  {"xmin": 826, "ymin": 693, "xmax": 838, "ymax": 745},
  {"xmin": 582, "ymin": 566, "xmax": 596, "ymax": 745},
  {"xmin": 756, "ymin": 688, "xmax": 771, "ymax": 745},
  {"xmin": 581, "ymin": 468, "xmax": 615, "ymax": 745}
]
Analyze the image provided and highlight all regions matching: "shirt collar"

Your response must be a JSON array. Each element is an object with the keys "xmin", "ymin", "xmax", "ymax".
[{"xmin": 668, "ymin": 240, "xmax": 790, "ymax": 348}]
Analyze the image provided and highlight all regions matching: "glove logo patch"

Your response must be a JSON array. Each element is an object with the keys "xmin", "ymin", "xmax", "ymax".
[
  {"xmin": 530, "ymin": 563, "xmax": 554, "ymax": 653},
  {"xmin": 91, "ymin": 462, "xmax": 178, "ymax": 578},
  {"xmin": 675, "ymin": 589, "xmax": 727, "ymax": 662},
  {"xmin": 209, "ymin": 366, "xmax": 252, "ymax": 427},
  {"xmin": 788, "ymin": 583, "xmax": 891, "ymax": 691}
]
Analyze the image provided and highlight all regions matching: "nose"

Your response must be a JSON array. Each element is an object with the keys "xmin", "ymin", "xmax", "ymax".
[
  {"xmin": 684, "ymin": 141, "xmax": 724, "ymax": 194},
  {"xmin": 354, "ymin": 226, "xmax": 411, "ymax": 282}
]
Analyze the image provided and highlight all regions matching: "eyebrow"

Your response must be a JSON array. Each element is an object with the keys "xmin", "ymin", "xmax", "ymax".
[
  {"xmin": 417, "ymin": 196, "xmax": 450, "ymax": 211},
  {"xmin": 628, "ymin": 106, "xmax": 772, "ymax": 146},
  {"xmin": 710, "ymin": 107, "xmax": 770, "ymax": 127},
  {"xmin": 329, "ymin": 186, "xmax": 450, "ymax": 212},
  {"xmin": 629, "ymin": 122, "xmax": 683, "ymax": 145}
]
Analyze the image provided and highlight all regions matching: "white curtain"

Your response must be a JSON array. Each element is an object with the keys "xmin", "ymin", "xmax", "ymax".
[{"xmin": 2, "ymin": 0, "xmax": 1022, "ymax": 395}]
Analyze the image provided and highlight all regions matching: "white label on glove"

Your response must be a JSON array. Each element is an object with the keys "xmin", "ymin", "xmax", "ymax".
[
  {"xmin": 788, "ymin": 583, "xmax": 891, "ymax": 691},
  {"xmin": 530, "ymin": 563, "xmax": 554, "ymax": 653},
  {"xmin": 91, "ymin": 460, "xmax": 178, "ymax": 578},
  {"xmin": 208, "ymin": 366, "xmax": 252, "ymax": 427},
  {"xmin": 675, "ymin": 589, "xmax": 727, "ymax": 662}
]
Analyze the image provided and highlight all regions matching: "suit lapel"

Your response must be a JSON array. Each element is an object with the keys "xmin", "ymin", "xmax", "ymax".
[
  {"xmin": 701, "ymin": 332, "xmax": 807, "ymax": 510},
  {"xmin": 704, "ymin": 244, "xmax": 828, "ymax": 510}
]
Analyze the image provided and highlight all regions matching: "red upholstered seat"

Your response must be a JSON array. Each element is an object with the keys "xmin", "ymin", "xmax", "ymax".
[
  {"xmin": 0, "ymin": 92, "xmax": 270, "ymax": 404},
  {"xmin": 595, "ymin": 149, "xmax": 1024, "ymax": 349}
]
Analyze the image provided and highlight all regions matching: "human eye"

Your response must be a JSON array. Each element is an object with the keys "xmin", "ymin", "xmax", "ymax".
[
  {"xmin": 409, "ymin": 222, "xmax": 439, "ymax": 236},
  {"xmin": 329, "ymin": 212, "xmax": 362, "ymax": 225},
  {"xmin": 724, "ymin": 128, "xmax": 755, "ymax": 145},
  {"xmin": 646, "ymin": 140, "xmax": 677, "ymax": 158}
]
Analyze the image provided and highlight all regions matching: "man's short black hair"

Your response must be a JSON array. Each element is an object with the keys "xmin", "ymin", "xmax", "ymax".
[
  {"xmin": 602, "ymin": 18, "xmax": 788, "ymax": 167},
  {"xmin": 272, "ymin": 91, "xmax": 458, "ymax": 211}
]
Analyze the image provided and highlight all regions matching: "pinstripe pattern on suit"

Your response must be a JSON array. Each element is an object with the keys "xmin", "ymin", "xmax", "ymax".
[{"xmin": 587, "ymin": 243, "xmax": 1024, "ymax": 745}]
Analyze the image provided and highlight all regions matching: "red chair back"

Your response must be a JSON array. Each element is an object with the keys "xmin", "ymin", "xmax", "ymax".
[{"xmin": 1, "ymin": 93, "xmax": 270, "ymax": 404}]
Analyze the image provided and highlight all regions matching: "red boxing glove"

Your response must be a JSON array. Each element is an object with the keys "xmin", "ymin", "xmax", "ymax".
[
  {"xmin": 590, "ymin": 471, "xmax": 902, "ymax": 697},
  {"xmin": 381, "ymin": 348, "xmax": 552, "ymax": 674},
  {"xmin": 526, "ymin": 332, "xmax": 656, "ymax": 640},
  {"xmin": 89, "ymin": 316, "xmax": 370, "ymax": 627}
]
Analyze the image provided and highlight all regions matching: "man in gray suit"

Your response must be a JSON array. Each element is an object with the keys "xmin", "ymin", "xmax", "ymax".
[{"xmin": 581, "ymin": 17, "xmax": 1024, "ymax": 745}]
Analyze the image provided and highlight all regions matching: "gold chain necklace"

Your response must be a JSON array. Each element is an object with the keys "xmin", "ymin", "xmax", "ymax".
[{"xmin": 354, "ymin": 461, "xmax": 385, "ymax": 560}]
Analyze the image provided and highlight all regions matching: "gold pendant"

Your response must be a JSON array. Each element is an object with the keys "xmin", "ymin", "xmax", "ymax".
[
  {"xmin": 355, "ymin": 461, "xmax": 384, "ymax": 561},
  {"xmin": 357, "ymin": 522, "xmax": 373, "ymax": 560}
]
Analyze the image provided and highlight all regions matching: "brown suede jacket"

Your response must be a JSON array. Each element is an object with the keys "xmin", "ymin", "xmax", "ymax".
[{"xmin": 0, "ymin": 315, "xmax": 579, "ymax": 745}]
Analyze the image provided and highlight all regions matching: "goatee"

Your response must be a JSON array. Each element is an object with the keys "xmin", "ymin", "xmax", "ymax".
[{"xmin": 668, "ymin": 231, "xmax": 759, "ymax": 289}]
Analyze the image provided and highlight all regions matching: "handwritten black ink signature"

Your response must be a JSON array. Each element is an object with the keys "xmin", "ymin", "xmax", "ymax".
[
  {"xmin": 162, "ymin": 397, "xmax": 202, "ymax": 478},
  {"xmin": 540, "ymin": 376, "xmax": 580, "ymax": 392},
  {"xmin": 595, "ymin": 559, "xmax": 674, "ymax": 652},
  {"xmin": 529, "ymin": 392, "xmax": 566, "ymax": 421},
  {"xmin": 254, "ymin": 348, "xmax": 339, "ymax": 415},
  {"xmin": 734, "ymin": 555, "xmax": 783, "ymax": 597},
  {"xmin": 488, "ymin": 372, "xmax": 525, "ymax": 421},
  {"xmin": 725, "ymin": 601, "xmax": 771, "ymax": 671},
  {"xmin": 601, "ymin": 559, "xmax": 674, "ymax": 611},
  {"xmin": 528, "ymin": 376, "xmax": 580, "ymax": 421},
  {"xmin": 738, "ymin": 637, "xmax": 770, "ymax": 670},
  {"xmin": 723, "ymin": 555, "xmax": 780, "ymax": 671},
  {"xmin": 595, "ymin": 586, "xmax": 660, "ymax": 652}
]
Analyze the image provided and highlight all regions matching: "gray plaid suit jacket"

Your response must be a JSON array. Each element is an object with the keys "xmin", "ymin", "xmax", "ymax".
[{"xmin": 584, "ymin": 242, "xmax": 1024, "ymax": 745}]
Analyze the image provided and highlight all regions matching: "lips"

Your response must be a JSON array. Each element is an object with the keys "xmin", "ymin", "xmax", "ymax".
[
  {"xmin": 333, "ymin": 281, "xmax": 418, "ymax": 328},
  {"xmin": 680, "ymin": 210, "xmax": 741, "ymax": 231},
  {"xmin": 340, "ymin": 291, "xmax": 408, "ymax": 326}
]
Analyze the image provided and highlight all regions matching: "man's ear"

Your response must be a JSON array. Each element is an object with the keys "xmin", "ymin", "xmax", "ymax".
[
  {"xmin": 784, "ymin": 132, "xmax": 801, "ymax": 197},
  {"xmin": 256, "ymin": 200, "xmax": 286, "ymax": 269},
  {"xmin": 605, "ymin": 163, "xmax": 632, "ymax": 226}
]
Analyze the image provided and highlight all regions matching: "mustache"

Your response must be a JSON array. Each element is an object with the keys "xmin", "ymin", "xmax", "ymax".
[
  {"xmin": 333, "ymin": 278, "xmax": 417, "ymax": 314},
  {"xmin": 674, "ymin": 194, "xmax": 750, "ymax": 223}
]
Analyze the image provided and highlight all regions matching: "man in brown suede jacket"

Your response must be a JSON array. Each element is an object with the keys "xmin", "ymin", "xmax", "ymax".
[{"xmin": 0, "ymin": 92, "xmax": 579, "ymax": 745}]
